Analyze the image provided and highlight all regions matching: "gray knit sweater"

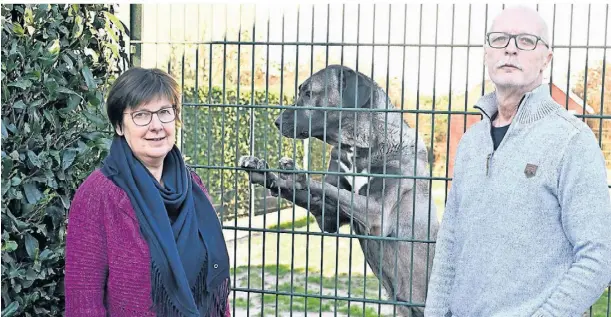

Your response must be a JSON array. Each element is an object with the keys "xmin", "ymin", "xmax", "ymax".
[{"xmin": 425, "ymin": 84, "xmax": 611, "ymax": 317}]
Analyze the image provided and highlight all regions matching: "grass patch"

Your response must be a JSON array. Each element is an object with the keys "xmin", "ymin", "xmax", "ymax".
[
  {"xmin": 232, "ymin": 297, "xmax": 249, "ymax": 308},
  {"xmin": 267, "ymin": 214, "xmax": 316, "ymax": 230},
  {"xmin": 591, "ymin": 288, "xmax": 610, "ymax": 317},
  {"xmin": 337, "ymin": 304, "xmax": 386, "ymax": 317}
]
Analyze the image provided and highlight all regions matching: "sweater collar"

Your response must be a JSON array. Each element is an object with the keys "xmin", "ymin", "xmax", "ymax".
[{"xmin": 474, "ymin": 83, "xmax": 560, "ymax": 124}]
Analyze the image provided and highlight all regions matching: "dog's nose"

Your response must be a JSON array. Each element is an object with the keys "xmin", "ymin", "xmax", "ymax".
[{"xmin": 274, "ymin": 117, "xmax": 281, "ymax": 128}]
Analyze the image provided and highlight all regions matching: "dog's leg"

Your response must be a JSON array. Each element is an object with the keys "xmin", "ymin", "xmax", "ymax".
[
  {"xmin": 239, "ymin": 155, "xmax": 324, "ymax": 210},
  {"xmin": 276, "ymin": 158, "xmax": 389, "ymax": 235},
  {"xmin": 240, "ymin": 156, "xmax": 354, "ymax": 232}
]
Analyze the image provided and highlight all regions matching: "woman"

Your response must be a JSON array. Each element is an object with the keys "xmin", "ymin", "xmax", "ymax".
[{"xmin": 65, "ymin": 68, "xmax": 231, "ymax": 317}]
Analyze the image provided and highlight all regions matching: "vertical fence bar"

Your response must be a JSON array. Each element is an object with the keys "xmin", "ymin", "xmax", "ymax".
[
  {"xmin": 219, "ymin": 7, "xmax": 228, "ymax": 278},
  {"xmin": 289, "ymin": 6, "xmax": 301, "ymax": 315},
  {"xmin": 206, "ymin": 5, "xmax": 213, "ymax": 215},
  {"xmin": 167, "ymin": 5, "xmax": 172, "ymax": 74},
  {"xmin": 233, "ymin": 6, "xmax": 252, "ymax": 317},
  {"xmin": 444, "ymin": 3, "xmax": 456, "ymax": 203},
  {"xmin": 408, "ymin": 4, "xmax": 424, "ymax": 309},
  {"xmin": 303, "ymin": 5, "xmax": 315, "ymax": 314},
  {"xmin": 194, "ymin": 4, "xmax": 200, "ymax": 190},
  {"xmin": 564, "ymin": 5, "xmax": 574, "ymax": 110},
  {"xmin": 347, "ymin": 4, "xmax": 362, "ymax": 314},
  {"xmin": 334, "ymin": 5, "xmax": 347, "ymax": 316},
  {"xmin": 247, "ymin": 4, "xmax": 260, "ymax": 315},
  {"xmin": 461, "ymin": 4, "xmax": 472, "ymax": 160},
  {"xmin": 481, "ymin": 4, "xmax": 488, "ymax": 96},
  {"xmin": 581, "ymin": 5, "xmax": 591, "ymax": 122},
  {"xmin": 444, "ymin": 2, "xmax": 458, "ymax": 241},
  {"xmin": 549, "ymin": 4, "xmax": 557, "ymax": 93},
  {"xmin": 425, "ymin": 5, "xmax": 440, "ymax": 310},
  {"xmin": 129, "ymin": 4, "xmax": 142, "ymax": 67},
  {"xmin": 179, "ymin": 5, "xmax": 186, "ymax": 153},
  {"xmin": 275, "ymin": 7, "xmax": 286, "ymax": 316},
  {"xmin": 260, "ymin": 7, "xmax": 271, "ymax": 316},
  {"xmin": 366, "ymin": 3, "xmax": 377, "ymax": 314},
  {"xmin": 319, "ymin": 4, "xmax": 330, "ymax": 314},
  {"xmin": 392, "ymin": 4, "xmax": 410, "ymax": 315},
  {"xmin": 382, "ymin": 3, "xmax": 392, "ymax": 314},
  {"xmin": 600, "ymin": 5, "xmax": 609, "ymax": 149},
  {"xmin": 155, "ymin": 5, "xmax": 159, "ymax": 69}
]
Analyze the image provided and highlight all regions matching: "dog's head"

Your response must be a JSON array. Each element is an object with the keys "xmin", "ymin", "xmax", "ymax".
[{"xmin": 275, "ymin": 65, "xmax": 376, "ymax": 142}]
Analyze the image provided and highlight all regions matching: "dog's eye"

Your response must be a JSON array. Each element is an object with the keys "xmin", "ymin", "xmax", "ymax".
[{"xmin": 303, "ymin": 91, "xmax": 312, "ymax": 99}]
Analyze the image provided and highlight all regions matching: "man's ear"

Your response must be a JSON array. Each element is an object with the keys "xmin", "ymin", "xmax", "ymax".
[
  {"xmin": 341, "ymin": 70, "xmax": 374, "ymax": 108},
  {"xmin": 541, "ymin": 50, "xmax": 553, "ymax": 73}
]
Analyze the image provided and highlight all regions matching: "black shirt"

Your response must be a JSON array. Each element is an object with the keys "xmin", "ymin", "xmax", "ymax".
[{"xmin": 491, "ymin": 112, "xmax": 510, "ymax": 150}]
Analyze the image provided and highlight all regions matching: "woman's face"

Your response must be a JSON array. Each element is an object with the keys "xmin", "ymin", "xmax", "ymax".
[{"xmin": 116, "ymin": 97, "xmax": 176, "ymax": 168}]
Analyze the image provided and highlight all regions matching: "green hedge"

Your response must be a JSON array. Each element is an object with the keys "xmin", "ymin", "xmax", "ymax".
[{"xmin": 1, "ymin": 4, "xmax": 127, "ymax": 316}]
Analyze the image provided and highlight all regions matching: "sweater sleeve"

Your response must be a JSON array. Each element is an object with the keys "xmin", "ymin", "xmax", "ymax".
[
  {"xmin": 425, "ymin": 146, "xmax": 464, "ymax": 317},
  {"xmin": 191, "ymin": 170, "xmax": 213, "ymax": 201},
  {"xmin": 64, "ymin": 173, "xmax": 109, "ymax": 316},
  {"xmin": 533, "ymin": 129, "xmax": 611, "ymax": 317}
]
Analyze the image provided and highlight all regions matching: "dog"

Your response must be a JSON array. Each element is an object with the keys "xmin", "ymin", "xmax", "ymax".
[{"xmin": 239, "ymin": 65, "xmax": 439, "ymax": 316}]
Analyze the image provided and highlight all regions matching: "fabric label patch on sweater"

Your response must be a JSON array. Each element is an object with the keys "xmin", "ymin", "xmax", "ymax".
[{"xmin": 524, "ymin": 163, "xmax": 538, "ymax": 178}]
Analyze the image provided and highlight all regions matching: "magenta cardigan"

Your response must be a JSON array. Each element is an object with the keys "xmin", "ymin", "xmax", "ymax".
[{"xmin": 65, "ymin": 169, "xmax": 231, "ymax": 316}]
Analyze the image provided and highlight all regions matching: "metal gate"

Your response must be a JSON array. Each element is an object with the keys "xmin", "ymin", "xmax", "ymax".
[{"xmin": 127, "ymin": 3, "xmax": 611, "ymax": 316}]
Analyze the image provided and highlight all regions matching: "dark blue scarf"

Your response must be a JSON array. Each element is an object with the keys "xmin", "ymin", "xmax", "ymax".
[{"xmin": 101, "ymin": 137, "xmax": 229, "ymax": 317}]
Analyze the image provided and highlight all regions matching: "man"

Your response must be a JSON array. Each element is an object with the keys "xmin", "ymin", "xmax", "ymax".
[{"xmin": 425, "ymin": 6, "xmax": 611, "ymax": 317}]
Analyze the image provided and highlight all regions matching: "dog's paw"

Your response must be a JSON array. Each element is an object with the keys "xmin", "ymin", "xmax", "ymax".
[
  {"xmin": 238, "ymin": 156, "xmax": 276, "ymax": 188},
  {"xmin": 239, "ymin": 155, "xmax": 268, "ymax": 170},
  {"xmin": 278, "ymin": 157, "xmax": 307, "ymax": 189},
  {"xmin": 279, "ymin": 157, "xmax": 296, "ymax": 170}
]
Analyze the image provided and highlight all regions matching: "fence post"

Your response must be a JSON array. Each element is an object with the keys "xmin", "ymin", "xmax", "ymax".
[{"xmin": 129, "ymin": 4, "xmax": 142, "ymax": 67}]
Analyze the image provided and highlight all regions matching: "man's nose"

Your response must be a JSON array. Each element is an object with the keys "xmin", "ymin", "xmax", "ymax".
[{"xmin": 505, "ymin": 38, "xmax": 519, "ymax": 54}]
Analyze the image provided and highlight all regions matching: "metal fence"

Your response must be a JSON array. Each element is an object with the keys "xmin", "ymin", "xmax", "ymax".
[{"xmin": 127, "ymin": 3, "xmax": 611, "ymax": 316}]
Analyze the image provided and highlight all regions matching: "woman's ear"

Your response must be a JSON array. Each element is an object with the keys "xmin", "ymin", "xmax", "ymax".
[{"xmin": 115, "ymin": 125, "xmax": 124, "ymax": 136}]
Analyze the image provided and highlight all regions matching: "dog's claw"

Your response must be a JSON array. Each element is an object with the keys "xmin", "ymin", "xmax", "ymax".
[
  {"xmin": 239, "ymin": 156, "xmax": 268, "ymax": 170},
  {"xmin": 278, "ymin": 157, "xmax": 307, "ymax": 189},
  {"xmin": 279, "ymin": 157, "xmax": 296, "ymax": 170}
]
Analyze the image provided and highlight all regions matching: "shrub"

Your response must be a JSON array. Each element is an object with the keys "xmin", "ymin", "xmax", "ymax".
[{"xmin": 1, "ymin": 4, "xmax": 127, "ymax": 315}]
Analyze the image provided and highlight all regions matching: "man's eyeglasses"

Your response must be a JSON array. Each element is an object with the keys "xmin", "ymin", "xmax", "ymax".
[
  {"xmin": 486, "ymin": 32, "xmax": 550, "ymax": 51},
  {"xmin": 124, "ymin": 106, "xmax": 177, "ymax": 126}
]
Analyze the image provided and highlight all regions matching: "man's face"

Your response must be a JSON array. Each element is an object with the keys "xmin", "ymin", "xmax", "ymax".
[{"xmin": 484, "ymin": 10, "xmax": 553, "ymax": 90}]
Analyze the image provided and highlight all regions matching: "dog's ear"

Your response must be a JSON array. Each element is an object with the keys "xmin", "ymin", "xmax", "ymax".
[{"xmin": 340, "ymin": 69, "xmax": 374, "ymax": 108}]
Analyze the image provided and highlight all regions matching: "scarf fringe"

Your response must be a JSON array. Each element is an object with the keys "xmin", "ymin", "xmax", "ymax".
[
  {"xmin": 192, "ymin": 264, "xmax": 230, "ymax": 317},
  {"xmin": 150, "ymin": 263, "xmax": 230, "ymax": 317}
]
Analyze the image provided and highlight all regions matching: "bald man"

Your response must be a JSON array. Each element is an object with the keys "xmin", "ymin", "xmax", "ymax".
[{"xmin": 425, "ymin": 6, "xmax": 611, "ymax": 317}]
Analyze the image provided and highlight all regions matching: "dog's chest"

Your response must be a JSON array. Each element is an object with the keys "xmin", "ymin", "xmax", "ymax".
[{"xmin": 338, "ymin": 147, "xmax": 369, "ymax": 193}]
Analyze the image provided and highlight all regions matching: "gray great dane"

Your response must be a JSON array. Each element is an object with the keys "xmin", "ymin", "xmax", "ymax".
[{"xmin": 239, "ymin": 65, "xmax": 439, "ymax": 316}]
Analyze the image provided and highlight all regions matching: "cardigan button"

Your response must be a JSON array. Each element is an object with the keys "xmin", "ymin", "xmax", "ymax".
[{"xmin": 213, "ymin": 263, "xmax": 219, "ymax": 269}]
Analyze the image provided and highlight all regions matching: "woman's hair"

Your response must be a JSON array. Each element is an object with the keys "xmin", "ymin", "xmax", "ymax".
[{"xmin": 106, "ymin": 67, "xmax": 181, "ymax": 134}]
